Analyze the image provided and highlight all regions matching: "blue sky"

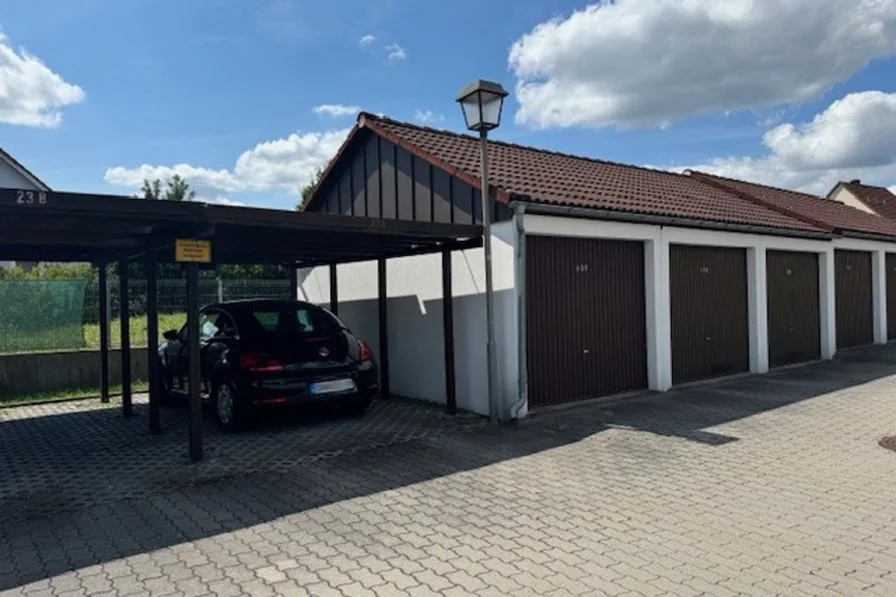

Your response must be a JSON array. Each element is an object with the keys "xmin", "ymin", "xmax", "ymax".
[{"xmin": 2, "ymin": 0, "xmax": 896, "ymax": 210}]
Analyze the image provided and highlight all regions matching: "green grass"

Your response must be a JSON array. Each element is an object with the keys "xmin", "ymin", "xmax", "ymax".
[
  {"xmin": 0, "ymin": 380, "xmax": 149, "ymax": 408},
  {"xmin": 83, "ymin": 313, "xmax": 186, "ymax": 350}
]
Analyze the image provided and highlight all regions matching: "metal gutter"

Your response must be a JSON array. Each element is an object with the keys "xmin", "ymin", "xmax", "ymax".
[
  {"xmin": 510, "ymin": 201, "xmax": 528, "ymax": 420},
  {"xmin": 519, "ymin": 202, "xmax": 834, "ymax": 241},
  {"xmin": 838, "ymin": 229, "xmax": 896, "ymax": 243}
]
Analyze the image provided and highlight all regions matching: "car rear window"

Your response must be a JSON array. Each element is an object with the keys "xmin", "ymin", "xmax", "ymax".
[{"xmin": 250, "ymin": 306, "xmax": 340, "ymax": 335}]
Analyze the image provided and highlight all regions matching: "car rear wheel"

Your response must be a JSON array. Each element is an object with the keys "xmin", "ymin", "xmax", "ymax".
[{"xmin": 215, "ymin": 381, "xmax": 241, "ymax": 433}]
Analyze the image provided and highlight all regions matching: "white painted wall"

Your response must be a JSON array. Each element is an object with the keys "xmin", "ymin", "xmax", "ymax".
[
  {"xmin": 298, "ymin": 222, "xmax": 518, "ymax": 417},
  {"xmin": 522, "ymin": 214, "xmax": 875, "ymax": 396},
  {"xmin": 0, "ymin": 158, "xmax": 42, "ymax": 269},
  {"xmin": 0, "ymin": 159, "xmax": 39, "ymax": 191},
  {"xmin": 830, "ymin": 186, "xmax": 877, "ymax": 215},
  {"xmin": 300, "ymin": 212, "xmax": 896, "ymax": 419}
]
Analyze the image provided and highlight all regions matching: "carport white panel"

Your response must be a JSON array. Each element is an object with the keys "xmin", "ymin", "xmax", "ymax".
[{"xmin": 298, "ymin": 222, "xmax": 518, "ymax": 417}]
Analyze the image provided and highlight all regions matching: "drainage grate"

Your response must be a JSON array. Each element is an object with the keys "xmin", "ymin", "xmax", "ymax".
[{"xmin": 879, "ymin": 436, "xmax": 896, "ymax": 452}]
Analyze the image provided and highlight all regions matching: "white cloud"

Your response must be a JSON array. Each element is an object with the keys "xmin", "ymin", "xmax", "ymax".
[
  {"xmin": 105, "ymin": 128, "xmax": 350, "ymax": 196},
  {"xmin": 359, "ymin": 34, "xmax": 376, "ymax": 46},
  {"xmin": 761, "ymin": 91, "xmax": 896, "ymax": 170},
  {"xmin": 194, "ymin": 195, "xmax": 245, "ymax": 207},
  {"xmin": 508, "ymin": 0, "xmax": 896, "ymax": 130},
  {"xmin": 0, "ymin": 33, "xmax": 85, "ymax": 128},
  {"xmin": 675, "ymin": 91, "xmax": 896, "ymax": 195},
  {"xmin": 233, "ymin": 129, "xmax": 349, "ymax": 191},
  {"xmin": 104, "ymin": 164, "xmax": 242, "ymax": 192},
  {"xmin": 385, "ymin": 43, "xmax": 407, "ymax": 62},
  {"xmin": 414, "ymin": 109, "xmax": 444, "ymax": 124},
  {"xmin": 313, "ymin": 103, "xmax": 361, "ymax": 118}
]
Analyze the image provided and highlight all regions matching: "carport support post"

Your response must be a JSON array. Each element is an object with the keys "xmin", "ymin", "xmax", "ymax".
[
  {"xmin": 442, "ymin": 250, "xmax": 457, "ymax": 414},
  {"xmin": 377, "ymin": 258, "xmax": 390, "ymax": 399},
  {"xmin": 98, "ymin": 263, "xmax": 111, "ymax": 403},
  {"xmin": 872, "ymin": 250, "xmax": 887, "ymax": 344},
  {"xmin": 289, "ymin": 264, "xmax": 299, "ymax": 301},
  {"xmin": 146, "ymin": 248, "xmax": 161, "ymax": 435},
  {"xmin": 186, "ymin": 262, "xmax": 203, "ymax": 462},
  {"xmin": 119, "ymin": 260, "xmax": 133, "ymax": 417},
  {"xmin": 329, "ymin": 263, "xmax": 339, "ymax": 315}
]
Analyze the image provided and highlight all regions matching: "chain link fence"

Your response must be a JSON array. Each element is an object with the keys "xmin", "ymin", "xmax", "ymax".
[{"xmin": 0, "ymin": 277, "xmax": 294, "ymax": 354}]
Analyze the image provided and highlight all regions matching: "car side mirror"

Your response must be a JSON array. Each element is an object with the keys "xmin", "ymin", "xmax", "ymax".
[{"xmin": 162, "ymin": 330, "xmax": 178, "ymax": 341}]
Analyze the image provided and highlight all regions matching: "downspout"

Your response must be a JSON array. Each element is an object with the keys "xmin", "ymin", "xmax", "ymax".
[{"xmin": 510, "ymin": 201, "xmax": 528, "ymax": 420}]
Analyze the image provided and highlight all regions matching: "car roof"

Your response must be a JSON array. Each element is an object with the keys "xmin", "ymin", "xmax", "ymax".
[{"xmin": 204, "ymin": 298, "xmax": 319, "ymax": 311}]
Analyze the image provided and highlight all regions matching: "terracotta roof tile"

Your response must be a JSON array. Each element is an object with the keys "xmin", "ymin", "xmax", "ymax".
[
  {"xmin": 841, "ymin": 181, "xmax": 896, "ymax": 221},
  {"xmin": 689, "ymin": 172, "xmax": 896, "ymax": 239},
  {"xmin": 361, "ymin": 113, "xmax": 825, "ymax": 235}
]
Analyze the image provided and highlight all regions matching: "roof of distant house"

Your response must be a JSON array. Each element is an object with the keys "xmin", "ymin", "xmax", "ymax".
[
  {"xmin": 0, "ymin": 147, "xmax": 50, "ymax": 191},
  {"xmin": 305, "ymin": 112, "xmax": 826, "ymax": 236},
  {"xmin": 687, "ymin": 171, "xmax": 896, "ymax": 240},
  {"xmin": 831, "ymin": 180, "xmax": 896, "ymax": 221}
]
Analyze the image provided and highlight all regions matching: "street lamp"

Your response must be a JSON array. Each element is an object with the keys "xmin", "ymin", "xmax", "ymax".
[{"xmin": 457, "ymin": 79, "xmax": 508, "ymax": 424}]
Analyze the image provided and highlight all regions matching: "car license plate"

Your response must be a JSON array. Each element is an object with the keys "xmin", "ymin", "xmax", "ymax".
[{"xmin": 308, "ymin": 378, "xmax": 356, "ymax": 395}]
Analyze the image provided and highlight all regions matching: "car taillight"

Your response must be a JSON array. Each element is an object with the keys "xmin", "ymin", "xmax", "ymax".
[
  {"xmin": 240, "ymin": 353, "xmax": 283, "ymax": 372},
  {"xmin": 359, "ymin": 341, "xmax": 374, "ymax": 361}
]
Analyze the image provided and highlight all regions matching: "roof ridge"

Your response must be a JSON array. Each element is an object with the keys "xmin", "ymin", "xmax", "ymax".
[
  {"xmin": 358, "ymin": 111, "xmax": 708, "ymax": 184},
  {"xmin": 687, "ymin": 171, "xmax": 835, "ymax": 233},
  {"xmin": 687, "ymin": 169, "xmax": 829, "ymax": 202}
]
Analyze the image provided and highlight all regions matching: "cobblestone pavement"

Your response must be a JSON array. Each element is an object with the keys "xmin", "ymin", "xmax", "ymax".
[{"xmin": 3, "ymin": 345, "xmax": 896, "ymax": 596}]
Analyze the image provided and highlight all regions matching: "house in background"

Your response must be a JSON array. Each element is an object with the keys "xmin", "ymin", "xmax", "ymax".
[
  {"xmin": 298, "ymin": 112, "xmax": 896, "ymax": 418},
  {"xmin": 828, "ymin": 180, "xmax": 896, "ymax": 219},
  {"xmin": 0, "ymin": 147, "xmax": 51, "ymax": 270}
]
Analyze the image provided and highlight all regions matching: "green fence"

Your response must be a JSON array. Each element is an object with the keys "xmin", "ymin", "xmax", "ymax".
[
  {"xmin": 0, "ymin": 280, "xmax": 88, "ymax": 353},
  {"xmin": 0, "ymin": 278, "xmax": 294, "ymax": 354}
]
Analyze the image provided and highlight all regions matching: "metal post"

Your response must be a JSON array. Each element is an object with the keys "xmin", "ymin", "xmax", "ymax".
[
  {"xmin": 186, "ymin": 263, "xmax": 202, "ymax": 462},
  {"xmin": 377, "ymin": 258, "xmax": 390, "ymax": 399},
  {"xmin": 217, "ymin": 276, "xmax": 224, "ymax": 303},
  {"xmin": 119, "ymin": 260, "xmax": 132, "ymax": 417},
  {"xmin": 442, "ymin": 250, "xmax": 457, "ymax": 415},
  {"xmin": 98, "ymin": 263, "xmax": 111, "ymax": 403},
  {"xmin": 480, "ymin": 130, "xmax": 499, "ymax": 423},
  {"xmin": 329, "ymin": 263, "xmax": 339, "ymax": 315},
  {"xmin": 146, "ymin": 248, "xmax": 161, "ymax": 434}
]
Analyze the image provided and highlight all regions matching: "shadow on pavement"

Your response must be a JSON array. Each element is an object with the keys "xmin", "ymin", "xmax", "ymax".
[{"xmin": 1, "ymin": 343, "xmax": 895, "ymax": 589}]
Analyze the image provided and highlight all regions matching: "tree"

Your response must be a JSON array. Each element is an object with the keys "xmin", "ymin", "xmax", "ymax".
[
  {"xmin": 141, "ymin": 178, "xmax": 162, "ymax": 200},
  {"xmin": 297, "ymin": 167, "xmax": 324, "ymax": 210},
  {"xmin": 141, "ymin": 175, "xmax": 196, "ymax": 201}
]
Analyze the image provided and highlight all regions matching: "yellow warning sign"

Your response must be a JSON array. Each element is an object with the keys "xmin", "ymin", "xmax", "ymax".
[{"xmin": 175, "ymin": 239, "xmax": 212, "ymax": 263}]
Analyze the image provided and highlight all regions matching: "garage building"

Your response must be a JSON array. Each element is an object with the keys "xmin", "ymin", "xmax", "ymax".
[{"xmin": 300, "ymin": 113, "xmax": 896, "ymax": 418}]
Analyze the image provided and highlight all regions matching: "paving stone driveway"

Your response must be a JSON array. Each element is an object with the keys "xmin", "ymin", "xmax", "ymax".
[{"xmin": 3, "ymin": 346, "xmax": 896, "ymax": 596}]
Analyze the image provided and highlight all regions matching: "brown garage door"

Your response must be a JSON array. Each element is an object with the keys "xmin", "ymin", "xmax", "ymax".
[
  {"xmin": 670, "ymin": 245, "xmax": 749, "ymax": 384},
  {"xmin": 526, "ymin": 236, "xmax": 647, "ymax": 408},
  {"xmin": 887, "ymin": 254, "xmax": 896, "ymax": 340},
  {"xmin": 835, "ymin": 249, "xmax": 873, "ymax": 349},
  {"xmin": 766, "ymin": 250, "xmax": 821, "ymax": 368}
]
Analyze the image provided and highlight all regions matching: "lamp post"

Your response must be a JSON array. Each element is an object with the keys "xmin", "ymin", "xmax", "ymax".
[{"xmin": 457, "ymin": 79, "xmax": 508, "ymax": 424}]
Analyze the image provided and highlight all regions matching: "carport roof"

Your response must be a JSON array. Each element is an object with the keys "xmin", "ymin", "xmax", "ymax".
[{"xmin": 0, "ymin": 188, "xmax": 482, "ymax": 266}]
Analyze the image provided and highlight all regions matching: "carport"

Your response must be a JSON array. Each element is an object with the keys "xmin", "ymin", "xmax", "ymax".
[{"xmin": 0, "ymin": 188, "xmax": 481, "ymax": 461}]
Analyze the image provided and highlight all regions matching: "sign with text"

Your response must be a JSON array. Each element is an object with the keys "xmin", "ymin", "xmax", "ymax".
[{"xmin": 175, "ymin": 239, "xmax": 212, "ymax": 263}]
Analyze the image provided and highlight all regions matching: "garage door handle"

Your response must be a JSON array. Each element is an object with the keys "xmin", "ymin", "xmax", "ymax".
[
  {"xmin": 705, "ymin": 335, "xmax": 711, "ymax": 341},
  {"xmin": 583, "ymin": 349, "xmax": 590, "ymax": 355}
]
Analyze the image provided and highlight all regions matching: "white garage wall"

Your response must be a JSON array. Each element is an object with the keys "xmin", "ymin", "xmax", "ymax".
[
  {"xmin": 524, "ymin": 214, "xmax": 896, "ymax": 395},
  {"xmin": 298, "ymin": 221, "xmax": 518, "ymax": 416}
]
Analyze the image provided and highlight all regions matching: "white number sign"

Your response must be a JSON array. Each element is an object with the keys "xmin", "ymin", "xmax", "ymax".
[{"xmin": 16, "ymin": 190, "xmax": 47, "ymax": 206}]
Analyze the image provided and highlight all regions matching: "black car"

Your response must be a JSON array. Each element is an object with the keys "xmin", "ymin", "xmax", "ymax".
[{"xmin": 158, "ymin": 299, "xmax": 379, "ymax": 431}]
